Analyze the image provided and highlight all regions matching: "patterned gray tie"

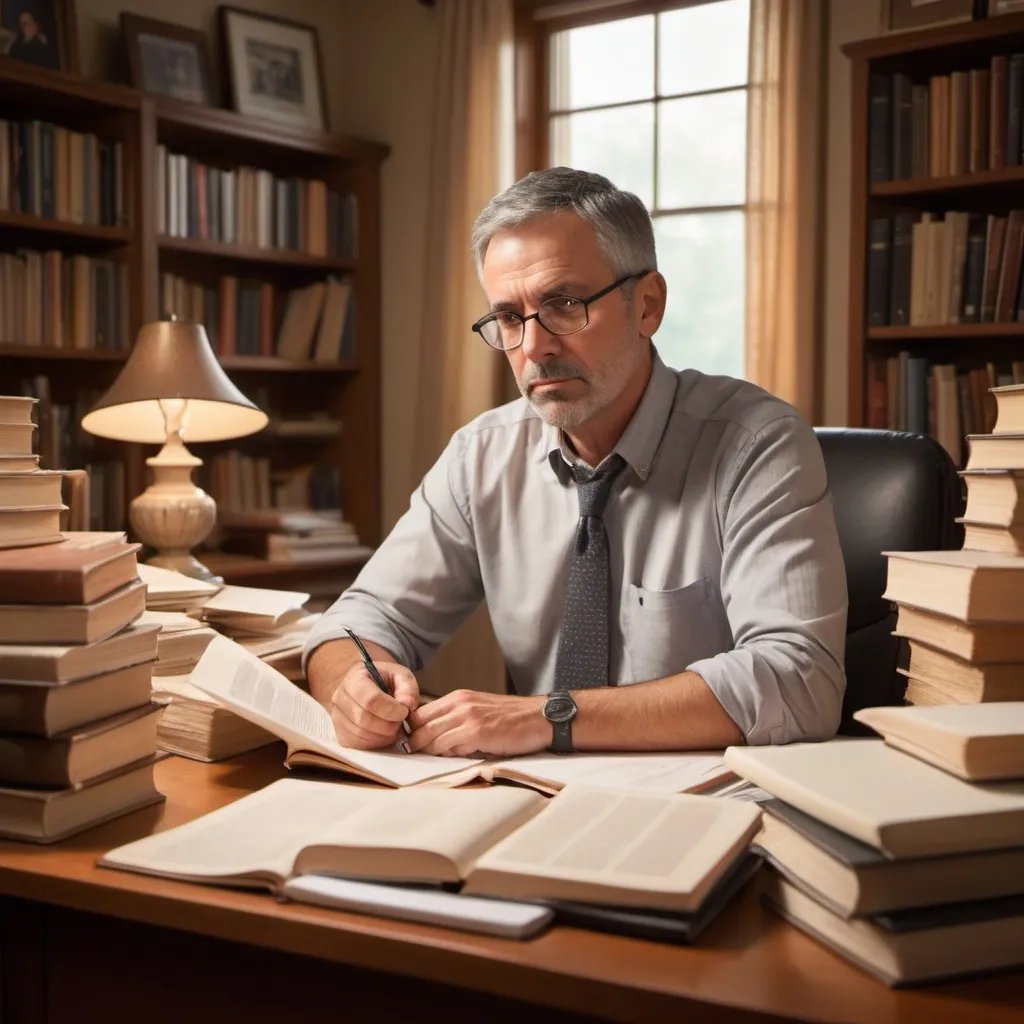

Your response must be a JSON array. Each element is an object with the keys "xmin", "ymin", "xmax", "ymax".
[{"xmin": 553, "ymin": 454, "xmax": 626, "ymax": 691}]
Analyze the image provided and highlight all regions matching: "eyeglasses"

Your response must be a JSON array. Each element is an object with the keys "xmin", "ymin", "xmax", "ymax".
[{"xmin": 471, "ymin": 271, "xmax": 651, "ymax": 352}]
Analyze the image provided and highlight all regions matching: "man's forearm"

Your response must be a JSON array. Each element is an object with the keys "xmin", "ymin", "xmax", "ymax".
[
  {"xmin": 571, "ymin": 671, "xmax": 744, "ymax": 751},
  {"xmin": 306, "ymin": 637, "xmax": 398, "ymax": 710}
]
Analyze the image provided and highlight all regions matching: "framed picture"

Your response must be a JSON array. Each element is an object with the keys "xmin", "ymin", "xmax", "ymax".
[
  {"xmin": 121, "ymin": 14, "xmax": 216, "ymax": 106},
  {"xmin": 881, "ymin": 0, "xmax": 975, "ymax": 33},
  {"xmin": 218, "ymin": 6, "xmax": 326, "ymax": 131},
  {"xmin": 988, "ymin": 0, "xmax": 1024, "ymax": 14},
  {"xmin": 0, "ymin": 0, "xmax": 78, "ymax": 73}
]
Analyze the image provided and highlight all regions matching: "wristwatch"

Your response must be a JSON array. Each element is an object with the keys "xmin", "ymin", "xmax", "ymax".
[{"xmin": 543, "ymin": 691, "xmax": 578, "ymax": 755}]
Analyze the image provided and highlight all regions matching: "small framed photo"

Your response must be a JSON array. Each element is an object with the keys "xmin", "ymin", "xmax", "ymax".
[
  {"xmin": 121, "ymin": 14, "xmax": 216, "ymax": 106},
  {"xmin": 881, "ymin": 0, "xmax": 975, "ymax": 33},
  {"xmin": 0, "ymin": 0, "xmax": 78, "ymax": 73},
  {"xmin": 218, "ymin": 6, "xmax": 326, "ymax": 131}
]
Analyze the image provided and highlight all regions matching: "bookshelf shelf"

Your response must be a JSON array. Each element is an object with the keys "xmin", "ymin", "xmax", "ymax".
[
  {"xmin": 870, "ymin": 166, "xmax": 1024, "ymax": 199},
  {"xmin": 157, "ymin": 235, "xmax": 356, "ymax": 272},
  {"xmin": 867, "ymin": 324, "xmax": 1024, "ymax": 341},
  {"xmin": 200, "ymin": 551, "xmax": 372, "ymax": 585},
  {"xmin": 218, "ymin": 355, "xmax": 359, "ymax": 373},
  {"xmin": 0, "ymin": 343, "xmax": 128, "ymax": 361},
  {"xmin": 0, "ymin": 211, "xmax": 131, "ymax": 244}
]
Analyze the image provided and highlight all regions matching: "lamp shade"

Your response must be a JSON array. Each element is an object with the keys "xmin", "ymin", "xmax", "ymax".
[{"xmin": 81, "ymin": 320, "xmax": 269, "ymax": 443}]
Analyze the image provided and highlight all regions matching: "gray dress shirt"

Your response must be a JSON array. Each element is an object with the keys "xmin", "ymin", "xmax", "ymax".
[{"xmin": 304, "ymin": 350, "xmax": 848, "ymax": 745}]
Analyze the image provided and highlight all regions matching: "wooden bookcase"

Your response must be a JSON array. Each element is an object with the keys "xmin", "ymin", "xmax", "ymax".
[
  {"xmin": 0, "ymin": 59, "xmax": 388, "ymax": 588},
  {"xmin": 843, "ymin": 15, "xmax": 1024, "ymax": 439}
]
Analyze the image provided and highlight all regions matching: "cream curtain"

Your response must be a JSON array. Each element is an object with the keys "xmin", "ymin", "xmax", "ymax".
[
  {"xmin": 745, "ymin": 0, "xmax": 826, "ymax": 422},
  {"xmin": 413, "ymin": 0, "xmax": 515, "ymax": 696}
]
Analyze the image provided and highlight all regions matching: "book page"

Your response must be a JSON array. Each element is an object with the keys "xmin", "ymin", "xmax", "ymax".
[
  {"xmin": 137, "ymin": 563, "xmax": 220, "ymax": 599},
  {"xmin": 201, "ymin": 585, "xmax": 310, "ymax": 619},
  {"xmin": 190, "ymin": 637, "xmax": 483, "ymax": 786},
  {"xmin": 465, "ymin": 785, "xmax": 760, "ymax": 905},
  {"xmin": 496, "ymin": 753, "xmax": 731, "ymax": 794},
  {"xmin": 100, "ymin": 778, "xmax": 381, "ymax": 888}
]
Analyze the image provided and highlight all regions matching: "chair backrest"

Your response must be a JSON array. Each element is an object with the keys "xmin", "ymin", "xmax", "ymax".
[{"xmin": 814, "ymin": 428, "xmax": 962, "ymax": 733}]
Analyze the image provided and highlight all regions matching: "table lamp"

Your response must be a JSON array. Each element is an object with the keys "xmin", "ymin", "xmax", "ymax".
[{"xmin": 82, "ymin": 319, "xmax": 268, "ymax": 584}]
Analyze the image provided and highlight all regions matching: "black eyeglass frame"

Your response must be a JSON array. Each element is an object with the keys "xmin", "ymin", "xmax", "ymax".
[{"xmin": 471, "ymin": 270, "xmax": 652, "ymax": 352}]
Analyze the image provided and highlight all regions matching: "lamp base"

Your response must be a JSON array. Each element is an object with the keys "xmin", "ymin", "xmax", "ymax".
[{"xmin": 129, "ymin": 438, "xmax": 224, "ymax": 590}]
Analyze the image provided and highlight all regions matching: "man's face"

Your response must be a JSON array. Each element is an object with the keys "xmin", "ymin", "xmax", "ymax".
[
  {"xmin": 481, "ymin": 211, "xmax": 648, "ymax": 431},
  {"xmin": 20, "ymin": 12, "xmax": 39, "ymax": 39}
]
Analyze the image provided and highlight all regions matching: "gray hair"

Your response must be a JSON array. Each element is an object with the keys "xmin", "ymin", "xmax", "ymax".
[{"xmin": 471, "ymin": 167, "xmax": 657, "ymax": 280}]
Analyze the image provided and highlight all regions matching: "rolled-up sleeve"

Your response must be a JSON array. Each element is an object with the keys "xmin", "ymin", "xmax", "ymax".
[
  {"xmin": 303, "ymin": 432, "xmax": 485, "ymax": 672},
  {"xmin": 687, "ymin": 415, "xmax": 848, "ymax": 745}
]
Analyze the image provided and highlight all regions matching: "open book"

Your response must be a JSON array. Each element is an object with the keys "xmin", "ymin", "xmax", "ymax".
[
  {"xmin": 100, "ymin": 777, "xmax": 761, "ymax": 912},
  {"xmin": 189, "ymin": 636, "xmax": 482, "ymax": 786}
]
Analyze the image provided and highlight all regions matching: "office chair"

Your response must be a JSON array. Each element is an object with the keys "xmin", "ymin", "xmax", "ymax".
[{"xmin": 814, "ymin": 428, "xmax": 963, "ymax": 734}]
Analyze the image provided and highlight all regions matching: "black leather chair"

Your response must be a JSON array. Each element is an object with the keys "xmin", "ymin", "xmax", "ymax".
[{"xmin": 814, "ymin": 428, "xmax": 963, "ymax": 733}]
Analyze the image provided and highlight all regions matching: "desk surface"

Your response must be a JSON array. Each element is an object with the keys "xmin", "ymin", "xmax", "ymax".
[{"xmin": 0, "ymin": 748, "xmax": 1021, "ymax": 1024}]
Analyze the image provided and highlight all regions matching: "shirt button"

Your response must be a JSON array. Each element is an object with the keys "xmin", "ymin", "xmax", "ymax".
[{"xmin": 639, "ymin": 464, "xmax": 648, "ymax": 473}]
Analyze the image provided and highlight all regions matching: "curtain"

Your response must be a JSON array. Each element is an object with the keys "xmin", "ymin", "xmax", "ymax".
[
  {"xmin": 745, "ymin": 0, "xmax": 826, "ymax": 422},
  {"xmin": 413, "ymin": 0, "xmax": 515, "ymax": 696}
]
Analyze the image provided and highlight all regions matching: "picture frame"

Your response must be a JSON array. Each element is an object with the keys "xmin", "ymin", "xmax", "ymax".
[
  {"xmin": 218, "ymin": 6, "xmax": 327, "ymax": 131},
  {"xmin": 120, "ymin": 13, "xmax": 216, "ymax": 106},
  {"xmin": 0, "ymin": 0, "xmax": 78, "ymax": 74},
  {"xmin": 880, "ymin": 0, "xmax": 975, "ymax": 33},
  {"xmin": 988, "ymin": 0, "xmax": 1024, "ymax": 15}
]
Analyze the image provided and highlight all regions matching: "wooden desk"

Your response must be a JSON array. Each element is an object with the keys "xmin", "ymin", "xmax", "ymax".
[{"xmin": 1, "ymin": 749, "xmax": 1021, "ymax": 1024}]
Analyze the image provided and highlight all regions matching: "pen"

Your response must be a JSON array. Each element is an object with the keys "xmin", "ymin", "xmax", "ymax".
[{"xmin": 345, "ymin": 628, "xmax": 412, "ymax": 753}]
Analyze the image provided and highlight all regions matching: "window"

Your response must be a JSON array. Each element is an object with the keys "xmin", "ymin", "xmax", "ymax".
[{"xmin": 543, "ymin": 0, "xmax": 750, "ymax": 377}]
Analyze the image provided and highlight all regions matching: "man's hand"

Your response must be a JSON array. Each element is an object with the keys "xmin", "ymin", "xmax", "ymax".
[
  {"xmin": 407, "ymin": 690, "xmax": 550, "ymax": 757},
  {"xmin": 328, "ymin": 660, "xmax": 419, "ymax": 750}
]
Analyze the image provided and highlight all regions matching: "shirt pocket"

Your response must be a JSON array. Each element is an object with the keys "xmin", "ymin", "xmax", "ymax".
[{"xmin": 625, "ymin": 577, "xmax": 732, "ymax": 684}]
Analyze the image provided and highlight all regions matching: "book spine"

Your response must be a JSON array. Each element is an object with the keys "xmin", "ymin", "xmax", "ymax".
[
  {"xmin": 961, "ymin": 214, "xmax": 987, "ymax": 322},
  {"xmin": 991, "ymin": 55, "xmax": 1008, "ymax": 169},
  {"xmin": 39, "ymin": 122, "xmax": 54, "ymax": 219},
  {"xmin": 892, "ymin": 74, "xmax": 913, "ymax": 180},
  {"xmin": 906, "ymin": 356, "xmax": 929, "ymax": 435},
  {"xmin": 910, "ymin": 85, "xmax": 929, "ymax": 180},
  {"xmin": 981, "ymin": 216, "xmax": 1008, "ymax": 322},
  {"xmin": 869, "ymin": 73, "xmax": 892, "ymax": 183},
  {"xmin": 1008, "ymin": 54, "xmax": 1024, "ymax": 168},
  {"xmin": 969, "ymin": 68, "xmax": 990, "ymax": 173},
  {"xmin": 866, "ymin": 217, "xmax": 892, "ymax": 327}
]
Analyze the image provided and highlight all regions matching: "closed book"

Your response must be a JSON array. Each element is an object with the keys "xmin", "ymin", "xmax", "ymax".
[
  {"xmin": 961, "ymin": 468, "xmax": 1024, "ymax": 527},
  {"xmin": 981, "ymin": 215, "xmax": 1009, "ymax": 322},
  {"xmin": 0, "ymin": 702, "xmax": 159, "ymax": 787},
  {"xmin": 0, "ymin": 470, "xmax": 62, "ymax": 508},
  {"xmin": 995, "ymin": 213, "xmax": 1024, "ymax": 323},
  {"xmin": 931, "ymin": 363, "xmax": 961, "ymax": 465},
  {"xmin": 910, "ymin": 84, "xmax": 929, "ymax": 179},
  {"xmin": 0, "ymin": 505, "xmax": 65, "ymax": 550},
  {"xmin": 0, "ymin": 421, "xmax": 36, "ymax": 456},
  {"xmin": 961, "ymin": 213, "xmax": 987, "ymax": 321},
  {"xmin": 960, "ymin": 520, "xmax": 1024, "ymax": 555},
  {"xmin": 991, "ymin": 382, "xmax": 1024, "ymax": 434},
  {"xmin": 948, "ymin": 71, "xmax": 969, "ymax": 176},
  {"xmin": 724, "ymin": 739, "xmax": 1024, "ymax": 858},
  {"xmin": 966, "ymin": 432, "xmax": 1024, "ymax": 470},
  {"xmin": 763, "ymin": 876, "xmax": 1024, "ymax": 986},
  {"xmin": 901, "ymin": 640, "xmax": 1024, "ymax": 702},
  {"xmin": 891, "ymin": 73, "xmax": 913, "ymax": 180},
  {"xmin": 0, "ymin": 396, "xmax": 36, "ymax": 423},
  {"xmin": 969, "ymin": 67, "xmax": 990, "ymax": 172},
  {"xmin": 754, "ymin": 798, "xmax": 1024, "ymax": 919},
  {"xmin": 856, "ymin": 703, "xmax": 1024, "ymax": 783},
  {"xmin": 869, "ymin": 74, "xmax": 891, "ymax": 182},
  {"xmin": 1009, "ymin": 53, "xmax": 1023, "ymax": 168},
  {"xmin": 0, "ymin": 757, "xmax": 162, "ymax": 843},
  {"xmin": 946, "ymin": 210, "xmax": 969, "ymax": 323},
  {"xmin": 929, "ymin": 75, "xmax": 949, "ymax": 178},
  {"xmin": 905, "ymin": 357, "xmax": 928, "ymax": 434},
  {"xmin": 0, "ymin": 578, "xmax": 147, "ymax": 645},
  {"xmin": 865, "ymin": 217, "xmax": 892, "ymax": 326},
  {"xmin": 0, "ymin": 533, "xmax": 138, "ymax": 604},
  {"xmin": 992, "ymin": 55, "xmax": 1009, "ymax": 168},
  {"xmin": 888, "ymin": 213, "xmax": 913, "ymax": 325}
]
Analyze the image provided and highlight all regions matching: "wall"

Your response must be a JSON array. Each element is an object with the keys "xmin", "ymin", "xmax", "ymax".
[
  {"xmin": 75, "ymin": 0, "xmax": 439, "ymax": 532},
  {"xmin": 821, "ymin": 0, "xmax": 883, "ymax": 425}
]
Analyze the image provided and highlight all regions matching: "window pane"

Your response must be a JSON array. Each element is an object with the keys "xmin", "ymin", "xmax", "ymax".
[
  {"xmin": 654, "ymin": 211, "xmax": 745, "ymax": 377},
  {"xmin": 657, "ymin": 91, "xmax": 746, "ymax": 209},
  {"xmin": 550, "ymin": 15, "xmax": 654, "ymax": 111},
  {"xmin": 658, "ymin": 0, "xmax": 750, "ymax": 96},
  {"xmin": 550, "ymin": 104, "xmax": 655, "ymax": 207}
]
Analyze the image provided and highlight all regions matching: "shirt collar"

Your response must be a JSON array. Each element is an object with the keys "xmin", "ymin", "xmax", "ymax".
[{"xmin": 542, "ymin": 348, "xmax": 677, "ymax": 484}]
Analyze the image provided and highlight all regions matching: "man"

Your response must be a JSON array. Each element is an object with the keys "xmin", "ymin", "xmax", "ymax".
[
  {"xmin": 304, "ymin": 167, "xmax": 847, "ymax": 757},
  {"xmin": 7, "ymin": 10, "xmax": 59, "ymax": 69}
]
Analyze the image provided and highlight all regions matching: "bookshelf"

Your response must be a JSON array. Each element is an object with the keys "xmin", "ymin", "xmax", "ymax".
[
  {"xmin": 0, "ymin": 59, "xmax": 388, "ymax": 588},
  {"xmin": 843, "ymin": 15, "xmax": 1024, "ymax": 463}
]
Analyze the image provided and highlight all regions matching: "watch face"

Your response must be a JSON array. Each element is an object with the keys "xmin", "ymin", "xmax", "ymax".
[{"xmin": 545, "ymin": 694, "xmax": 577, "ymax": 723}]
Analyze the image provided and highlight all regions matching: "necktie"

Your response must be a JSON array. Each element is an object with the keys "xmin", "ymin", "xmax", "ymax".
[{"xmin": 553, "ymin": 454, "xmax": 626, "ymax": 691}]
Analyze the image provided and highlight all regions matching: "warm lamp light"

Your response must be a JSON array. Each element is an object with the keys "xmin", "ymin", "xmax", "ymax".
[{"xmin": 82, "ymin": 319, "xmax": 268, "ymax": 584}]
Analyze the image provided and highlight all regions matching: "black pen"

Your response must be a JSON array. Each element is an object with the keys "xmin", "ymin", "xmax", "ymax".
[{"xmin": 345, "ymin": 628, "xmax": 412, "ymax": 753}]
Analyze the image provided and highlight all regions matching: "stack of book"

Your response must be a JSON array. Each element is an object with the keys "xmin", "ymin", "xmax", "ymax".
[
  {"xmin": 0, "ymin": 532, "xmax": 163, "ymax": 843},
  {"xmin": 218, "ymin": 508, "xmax": 369, "ymax": 565},
  {"xmin": 725, "ymin": 720, "xmax": 1024, "ymax": 986},
  {"xmin": 0, "ymin": 396, "xmax": 64, "ymax": 550},
  {"xmin": 137, "ymin": 610, "xmax": 218, "ymax": 676},
  {"xmin": 884, "ymin": 383, "xmax": 1024, "ymax": 705}
]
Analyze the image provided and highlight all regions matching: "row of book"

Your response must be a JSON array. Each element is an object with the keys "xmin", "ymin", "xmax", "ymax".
[
  {"xmin": 159, "ymin": 273, "xmax": 355, "ymax": 363},
  {"xmin": 0, "ymin": 249, "xmax": 131, "ymax": 350},
  {"xmin": 865, "ymin": 356, "xmax": 1024, "ymax": 465},
  {"xmin": 203, "ymin": 452, "xmax": 343, "ymax": 516},
  {"xmin": 217, "ymin": 508, "xmax": 367, "ymax": 565},
  {"xmin": 866, "ymin": 210, "xmax": 1024, "ymax": 327},
  {"xmin": 0, "ymin": 119, "xmax": 125, "ymax": 226},
  {"xmin": 868, "ymin": 54, "xmax": 1024, "ymax": 182},
  {"xmin": 155, "ymin": 147, "xmax": 358, "ymax": 258}
]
